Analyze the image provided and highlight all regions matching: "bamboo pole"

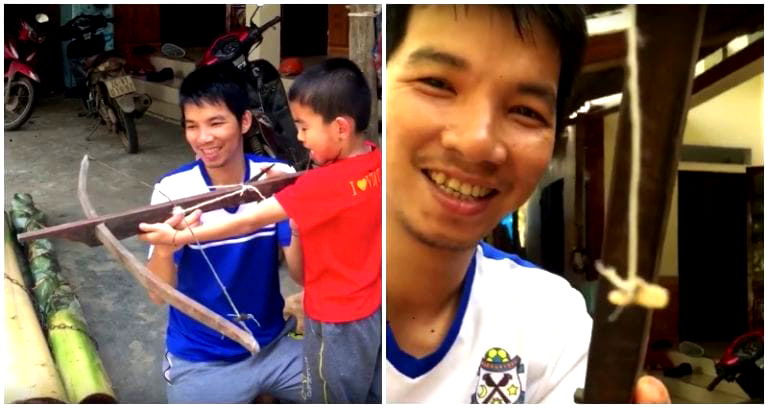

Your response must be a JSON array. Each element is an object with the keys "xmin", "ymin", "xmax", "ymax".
[
  {"xmin": 10, "ymin": 194, "xmax": 117, "ymax": 403},
  {"xmin": 4, "ymin": 213, "xmax": 68, "ymax": 403}
]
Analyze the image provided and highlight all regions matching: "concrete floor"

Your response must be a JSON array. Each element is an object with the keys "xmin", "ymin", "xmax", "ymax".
[{"xmin": 4, "ymin": 96, "xmax": 300, "ymax": 403}]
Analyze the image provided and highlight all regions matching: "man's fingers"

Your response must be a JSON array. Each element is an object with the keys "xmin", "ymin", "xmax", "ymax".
[{"xmin": 633, "ymin": 375, "xmax": 671, "ymax": 403}]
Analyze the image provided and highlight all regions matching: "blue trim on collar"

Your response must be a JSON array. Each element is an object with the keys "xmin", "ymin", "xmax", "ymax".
[
  {"xmin": 198, "ymin": 156, "xmax": 252, "ymax": 214},
  {"xmin": 157, "ymin": 160, "xmax": 200, "ymax": 183},
  {"xmin": 479, "ymin": 241, "xmax": 539, "ymax": 269},
  {"xmin": 386, "ymin": 252, "xmax": 477, "ymax": 379}
]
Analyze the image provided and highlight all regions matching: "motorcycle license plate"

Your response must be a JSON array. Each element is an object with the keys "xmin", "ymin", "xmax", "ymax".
[{"xmin": 105, "ymin": 76, "xmax": 136, "ymax": 98}]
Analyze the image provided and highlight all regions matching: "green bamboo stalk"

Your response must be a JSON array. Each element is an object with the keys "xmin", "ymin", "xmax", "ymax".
[
  {"xmin": 10, "ymin": 193, "xmax": 117, "ymax": 403},
  {"xmin": 4, "ymin": 213, "xmax": 68, "ymax": 403}
]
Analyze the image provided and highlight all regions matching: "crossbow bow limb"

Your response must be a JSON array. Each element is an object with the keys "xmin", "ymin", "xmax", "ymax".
[{"xmin": 19, "ymin": 155, "xmax": 302, "ymax": 354}]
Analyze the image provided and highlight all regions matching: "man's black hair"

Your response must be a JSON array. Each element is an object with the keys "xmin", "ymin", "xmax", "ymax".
[
  {"xmin": 386, "ymin": 5, "xmax": 587, "ymax": 136},
  {"xmin": 288, "ymin": 58, "xmax": 371, "ymax": 133},
  {"xmin": 178, "ymin": 63, "xmax": 250, "ymax": 125}
]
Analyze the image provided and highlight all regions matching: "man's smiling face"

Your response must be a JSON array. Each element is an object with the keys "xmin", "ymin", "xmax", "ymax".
[{"xmin": 386, "ymin": 5, "xmax": 561, "ymax": 251}]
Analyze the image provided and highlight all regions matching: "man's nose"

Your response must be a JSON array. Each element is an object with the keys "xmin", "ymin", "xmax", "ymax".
[
  {"xmin": 197, "ymin": 127, "xmax": 214, "ymax": 143},
  {"xmin": 441, "ymin": 100, "xmax": 507, "ymax": 165}
]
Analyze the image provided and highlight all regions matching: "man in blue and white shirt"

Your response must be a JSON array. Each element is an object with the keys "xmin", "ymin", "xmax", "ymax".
[{"xmin": 146, "ymin": 63, "xmax": 302, "ymax": 403}]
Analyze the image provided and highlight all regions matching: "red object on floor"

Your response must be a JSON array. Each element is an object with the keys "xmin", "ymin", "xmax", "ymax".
[{"xmin": 279, "ymin": 57, "xmax": 303, "ymax": 76}]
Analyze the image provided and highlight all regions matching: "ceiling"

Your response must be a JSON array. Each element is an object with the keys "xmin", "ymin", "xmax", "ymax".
[{"xmin": 571, "ymin": 5, "xmax": 764, "ymax": 114}]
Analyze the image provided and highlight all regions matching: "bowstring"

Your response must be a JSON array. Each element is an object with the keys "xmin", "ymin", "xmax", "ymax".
[
  {"xmin": 89, "ymin": 155, "xmax": 261, "ymax": 336},
  {"xmin": 596, "ymin": 5, "xmax": 642, "ymax": 321}
]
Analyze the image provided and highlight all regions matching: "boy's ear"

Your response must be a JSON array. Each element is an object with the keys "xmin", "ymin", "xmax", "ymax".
[
  {"xmin": 334, "ymin": 116, "xmax": 355, "ymax": 140},
  {"xmin": 241, "ymin": 110, "xmax": 253, "ymax": 135}
]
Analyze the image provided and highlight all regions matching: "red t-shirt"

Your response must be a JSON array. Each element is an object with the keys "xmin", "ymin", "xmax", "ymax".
[{"xmin": 275, "ymin": 144, "xmax": 381, "ymax": 323}]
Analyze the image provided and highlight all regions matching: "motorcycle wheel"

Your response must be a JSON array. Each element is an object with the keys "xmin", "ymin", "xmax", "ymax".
[
  {"xmin": 115, "ymin": 106, "xmax": 138, "ymax": 154},
  {"xmin": 4, "ymin": 77, "xmax": 35, "ymax": 131}
]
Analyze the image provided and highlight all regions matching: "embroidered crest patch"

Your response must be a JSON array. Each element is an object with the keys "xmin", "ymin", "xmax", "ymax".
[{"xmin": 471, "ymin": 347, "xmax": 525, "ymax": 404}]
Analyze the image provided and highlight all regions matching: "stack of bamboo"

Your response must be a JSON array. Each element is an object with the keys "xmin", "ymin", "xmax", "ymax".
[
  {"xmin": 5, "ymin": 214, "xmax": 67, "ymax": 403},
  {"xmin": 5, "ymin": 193, "xmax": 117, "ymax": 403}
]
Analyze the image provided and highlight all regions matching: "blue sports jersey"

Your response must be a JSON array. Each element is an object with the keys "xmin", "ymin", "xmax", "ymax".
[{"xmin": 150, "ymin": 154, "xmax": 295, "ymax": 362}]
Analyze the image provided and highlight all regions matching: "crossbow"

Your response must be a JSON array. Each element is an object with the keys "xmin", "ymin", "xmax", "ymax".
[{"xmin": 18, "ymin": 155, "xmax": 303, "ymax": 354}]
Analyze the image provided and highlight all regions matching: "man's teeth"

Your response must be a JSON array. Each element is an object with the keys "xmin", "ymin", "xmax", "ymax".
[
  {"xmin": 428, "ymin": 171, "xmax": 492, "ymax": 199},
  {"xmin": 202, "ymin": 147, "xmax": 221, "ymax": 155}
]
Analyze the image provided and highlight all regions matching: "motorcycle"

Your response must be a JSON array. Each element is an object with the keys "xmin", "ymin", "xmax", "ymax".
[
  {"xmin": 4, "ymin": 13, "xmax": 50, "ymax": 130},
  {"xmin": 60, "ymin": 13, "xmax": 151, "ymax": 154},
  {"xmin": 707, "ymin": 328, "xmax": 763, "ymax": 402},
  {"xmin": 200, "ymin": 8, "xmax": 309, "ymax": 169}
]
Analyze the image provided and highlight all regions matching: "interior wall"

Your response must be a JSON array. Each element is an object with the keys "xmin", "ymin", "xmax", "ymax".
[
  {"xmin": 685, "ymin": 74, "xmax": 764, "ymax": 166},
  {"xmin": 245, "ymin": 4, "xmax": 281, "ymax": 67}
]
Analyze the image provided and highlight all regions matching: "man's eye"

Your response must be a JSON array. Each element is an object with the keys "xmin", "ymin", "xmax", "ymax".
[
  {"xmin": 417, "ymin": 77, "xmax": 454, "ymax": 92},
  {"xmin": 509, "ymin": 106, "xmax": 547, "ymax": 124}
]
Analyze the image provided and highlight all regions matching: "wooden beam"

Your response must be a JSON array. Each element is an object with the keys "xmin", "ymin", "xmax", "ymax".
[
  {"xmin": 573, "ymin": 5, "xmax": 763, "ymax": 109},
  {"xmin": 692, "ymin": 37, "xmax": 763, "ymax": 94},
  {"xmin": 582, "ymin": 31, "xmax": 626, "ymax": 72},
  {"xmin": 583, "ymin": 115, "xmax": 605, "ymax": 282},
  {"xmin": 348, "ymin": 4, "xmax": 380, "ymax": 141},
  {"xmin": 582, "ymin": 5, "xmax": 706, "ymax": 403}
]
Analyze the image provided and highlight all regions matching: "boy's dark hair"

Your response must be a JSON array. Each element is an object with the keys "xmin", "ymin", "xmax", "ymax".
[
  {"xmin": 288, "ymin": 58, "xmax": 371, "ymax": 133},
  {"xmin": 386, "ymin": 5, "xmax": 587, "ymax": 136},
  {"xmin": 179, "ymin": 63, "xmax": 250, "ymax": 125}
]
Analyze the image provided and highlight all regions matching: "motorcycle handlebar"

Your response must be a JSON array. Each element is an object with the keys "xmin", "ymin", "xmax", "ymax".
[
  {"xmin": 247, "ymin": 15, "xmax": 281, "ymax": 44},
  {"xmin": 60, "ymin": 14, "xmax": 112, "ymax": 40}
]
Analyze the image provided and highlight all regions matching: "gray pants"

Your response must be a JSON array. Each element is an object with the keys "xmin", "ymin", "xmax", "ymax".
[
  {"xmin": 301, "ymin": 308, "xmax": 382, "ymax": 403},
  {"xmin": 163, "ymin": 319, "xmax": 303, "ymax": 403}
]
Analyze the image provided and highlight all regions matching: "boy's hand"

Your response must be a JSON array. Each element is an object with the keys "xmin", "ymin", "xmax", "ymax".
[
  {"xmin": 633, "ymin": 375, "xmax": 671, "ymax": 403},
  {"xmin": 259, "ymin": 165, "xmax": 288, "ymax": 180},
  {"xmin": 282, "ymin": 291, "xmax": 305, "ymax": 334},
  {"xmin": 139, "ymin": 209, "xmax": 202, "ymax": 248}
]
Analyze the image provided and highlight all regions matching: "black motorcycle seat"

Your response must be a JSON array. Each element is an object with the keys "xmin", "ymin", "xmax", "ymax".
[{"xmin": 84, "ymin": 49, "xmax": 122, "ymax": 70}]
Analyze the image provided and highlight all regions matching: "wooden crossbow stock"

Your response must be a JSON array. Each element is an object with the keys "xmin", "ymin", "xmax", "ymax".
[{"xmin": 18, "ymin": 155, "xmax": 303, "ymax": 355}]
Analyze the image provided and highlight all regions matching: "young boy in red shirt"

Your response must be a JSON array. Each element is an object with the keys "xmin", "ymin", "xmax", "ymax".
[{"xmin": 138, "ymin": 58, "xmax": 381, "ymax": 403}]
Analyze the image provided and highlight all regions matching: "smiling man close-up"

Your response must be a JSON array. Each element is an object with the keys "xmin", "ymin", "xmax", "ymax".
[{"xmin": 385, "ymin": 5, "xmax": 669, "ymax": 403}]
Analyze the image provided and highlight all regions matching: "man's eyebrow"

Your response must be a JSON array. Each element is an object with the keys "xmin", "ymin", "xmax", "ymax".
[
  {"xmin": 207, "ymin": 114, "xmax": 227, "ymax": 122},
  {"xmin": 517, "ymin": 82, "xmax": 557, "ymax": 109},
  {"xmin": 406, "ymin": 47, "xmax": 469, "ymax": 69}
]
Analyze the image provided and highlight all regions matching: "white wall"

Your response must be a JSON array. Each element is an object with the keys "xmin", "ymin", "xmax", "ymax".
[
  {"xmin": 685, "ymin": 74, "xmax": 764, "ymax": 166},
  {"xmin": 244, "ymin": 5, "xmax": 281, "ymax": 68}
]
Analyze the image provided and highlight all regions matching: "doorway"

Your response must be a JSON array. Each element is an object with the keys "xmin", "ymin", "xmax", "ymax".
[{"xmin": 678, "ymin": 171, "xmax": 748, "ymax": 343}]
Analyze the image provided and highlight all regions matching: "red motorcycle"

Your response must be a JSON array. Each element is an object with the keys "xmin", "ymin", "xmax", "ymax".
[
  {"xmin": 4, "ymin": 13, "xmax": 49, "ymax": 130},
  {"xmin": 200, "ymin": 8, "xmax": 309, "ymax": 169},
  {"xmin": 707, "ymin": 328, "xmax": 763, "ymax": 402}
]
